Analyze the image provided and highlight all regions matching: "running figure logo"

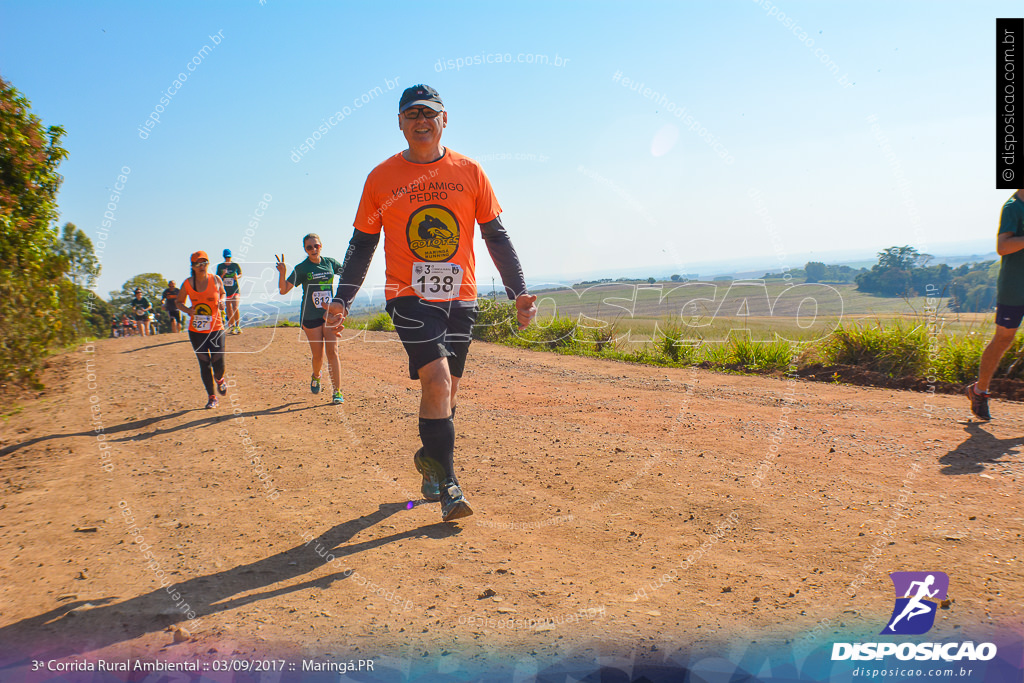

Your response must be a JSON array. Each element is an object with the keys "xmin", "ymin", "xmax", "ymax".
[{"xmin": 881, "ymin": 571, "xmax": 949, "ymax": 635}]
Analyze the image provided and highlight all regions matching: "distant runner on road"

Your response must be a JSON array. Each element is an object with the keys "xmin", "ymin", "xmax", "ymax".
[
  {"xmin": 276, "ymin": 234, "xmax": 345, "ymax": 405},
  {"xmin": 161, "ymin": 280, "xmax": 182, "ymax": 333},
  {"xmin": 967, "ymin": 188, "xmax": 1024, "ymax": 420},
  {"xmin": 217, "ymin": 249, "xmax": 243, "ymax": 335},
  {"xmin": 177, "ymin": 251, "xmax": 228, "ymax": 409},
  {"xmin": 129, "ymin": 289, "xmax": 152, "ymax": 337},
  {"xmin": 326, "ymin": 84, "xmax": 537, "ymax": 522}
]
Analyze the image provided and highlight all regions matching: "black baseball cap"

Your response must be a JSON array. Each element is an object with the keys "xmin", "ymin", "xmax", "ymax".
[{"xmin": 399, "ymin": 84, "xmax": 444, "ymax": 113}]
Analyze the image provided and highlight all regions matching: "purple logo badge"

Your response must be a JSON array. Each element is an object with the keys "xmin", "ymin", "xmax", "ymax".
[{"xmin": 881, "ymin": 572, "xmax": 949, "ymax": 635}]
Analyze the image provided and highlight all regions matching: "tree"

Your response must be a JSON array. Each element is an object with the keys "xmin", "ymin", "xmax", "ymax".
[
  {"xmin": 111, "ymin": 273, "xmax": 172, "ymax": 331},
  {"xmin": 670, "ymin": 274, "xmax": 682, "ymax": 282},
  {"xmin": 647, "ymin": 277, "xmax": 657, "ymax": 284},
  {"xmin": 856, "ymin": 246, "xmax": 936, "ymax": 297},
  {"xmin": 79, "ymin": 287, "xmax": 114, "ymax": 338},
  {"xmin": 948, "ymin": 261, "xmax": 998, "ymax": 312},
  {"xmin": 56, "ymin": 222, "xmax": 101, "ymax": 288},
  {"xmin": 0, "ymin": 77, "xmax": 74, "ymax": 386},
  {"xmin": 804, "ymin": 261, "xmax": 826, "ymax": 283},
  {"xmin": 877, "ymin": 246, "xmax": 921, "ymax": 271}
]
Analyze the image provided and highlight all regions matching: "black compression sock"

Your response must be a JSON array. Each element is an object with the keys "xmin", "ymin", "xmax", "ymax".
[{"xmin": 418, "ymin": 416, "xmax": 456, "ymax": 484}]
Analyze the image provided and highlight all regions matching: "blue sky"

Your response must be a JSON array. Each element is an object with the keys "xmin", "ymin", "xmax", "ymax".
[{"xmin": 1, "ymin": 0, "xmax": 1019, "ymax": 298}]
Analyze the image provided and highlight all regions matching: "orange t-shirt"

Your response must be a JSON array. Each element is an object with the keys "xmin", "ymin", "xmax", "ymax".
[
  {"xmin": 180, "ymin": 274, "xmax": 225, "ymax": 333},
  {"xmin": 353, "ymin": 149, "xmax": 501, "ymax": 302}
]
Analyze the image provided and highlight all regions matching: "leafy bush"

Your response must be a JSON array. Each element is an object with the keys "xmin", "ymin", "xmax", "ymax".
[
  {"xmin": 526, "ymin": 316, "xmax": 580, "ymax": 350},
  {"xmin": 472, "ymin": 299, "xmax": 517, "ymax": 342},
  {"xmin": 589, "ymin": 325, "xmax": 616, "ymax": 352},
  {"xmin": 659, "ymin": 325, "xmax": 700, "ymax": 365},
  {"xmin": 816, "ymin": 322, "xmax": 929, "ymax": 377},
  {"xmin": 365, "ymin": 312, "xmax": 395, "ymax": 332},
  {"xmin": 0, "ymin": 77, "xmax": 75, "ymax": 387},
  {"xmin": 726, "ymin": 338, "xmax": 794, "ymax": 372}
]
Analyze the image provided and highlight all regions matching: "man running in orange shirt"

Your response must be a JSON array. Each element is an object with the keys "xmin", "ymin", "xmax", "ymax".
[{"xmin": 327, "ymin": 84, "xmax": 537, "ymax": 521}]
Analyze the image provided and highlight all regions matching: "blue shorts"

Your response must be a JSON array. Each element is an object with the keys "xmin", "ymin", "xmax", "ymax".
[{"xmin": 996, "ymin": 304, "xmax": 1024, "ymax": 329}]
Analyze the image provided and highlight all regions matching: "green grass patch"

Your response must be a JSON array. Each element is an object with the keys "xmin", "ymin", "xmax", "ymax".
[
  {"xmin": 364, "ymin": 312, "xmax": 395, "ymax": 332},
  {"xmin": 815, "ymin": 321, "xmax": 929, "ymax": 377}
]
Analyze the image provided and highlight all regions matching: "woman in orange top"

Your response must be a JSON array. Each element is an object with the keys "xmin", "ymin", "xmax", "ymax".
[{"xmin": 177, "ymin": 251, "xmax": 228, "ymax": 408}]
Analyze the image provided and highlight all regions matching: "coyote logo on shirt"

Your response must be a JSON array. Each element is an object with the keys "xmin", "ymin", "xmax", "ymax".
[
  {"xmin": 407, "ymin": 205, "xmax": 460, "ymax": 261},
  {"xmin": 418, "ymin": 215, "xmax": 455, "ymax": 241}
]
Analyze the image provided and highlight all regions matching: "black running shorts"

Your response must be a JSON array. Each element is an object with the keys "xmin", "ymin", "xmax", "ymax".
[
  {"xmin": 189, "ymin": 329, "xmax": 226, "ymax": 355},
  {"xmin": 996, "ymin": 303, "xmax": 1024, "ymax": 329},
  {"xmin": 385, "ymin": 296, "xmax": 478, "ymax": 380}
]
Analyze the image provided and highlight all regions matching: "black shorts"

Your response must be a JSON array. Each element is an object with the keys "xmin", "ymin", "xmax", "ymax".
[
  {"xmin": 385, "ymin": 296, "xmax": 478, "ymax": 380},
  {"xmin": 133, "ymin": 314, "xmax": 149, "ymax": 322},
  {"xmin": 189, "ymin": 329, "xmax": 225, "ymax": 355},
  {"xmin": 166, "ymin": 309, "xmax": 182, "ymax": 323},
  {"xmin": 996, "ymin": 304, "xmax": 1024, "ymax": 329},
  {"xmin": 302, "ymin": 318, "xmax": 325, "ymax": 329}
]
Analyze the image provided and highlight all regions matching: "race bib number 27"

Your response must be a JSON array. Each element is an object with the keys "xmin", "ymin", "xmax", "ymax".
[{"xmin": 413, "ymin": 263, "xmax": 463, "ymax": 300}]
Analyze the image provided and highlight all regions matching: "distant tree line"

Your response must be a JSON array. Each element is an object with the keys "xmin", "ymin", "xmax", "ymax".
[
  {"xmin": 803, "ymin": 262, "xmax": 862, "ymax": 284},
  {"xmin": 849, "ymin": 245, "xmax": 996, "ymax": 312}
]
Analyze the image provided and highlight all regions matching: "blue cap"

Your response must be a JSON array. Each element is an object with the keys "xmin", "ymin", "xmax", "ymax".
[
  {"xmin": 223, "ymin": 249, "xmax": 231, "ymax": 258},
  {"xmin": 399, "ymin": 84, "xmax": 444, "ymax": 113}
]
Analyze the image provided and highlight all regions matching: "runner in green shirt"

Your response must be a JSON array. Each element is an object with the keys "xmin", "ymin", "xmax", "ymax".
[
  {"xmin": 967, "ymin": 189, "xmax": 1024, "ymax": 420},
  {"xmin": 217, "ymin": 249, "xmax": 243, "ymax": 335},
  {"xmin": 129, "ymin": 289, "xmax": 153, "ymax": 336},
  {"xmin": 276, "ymin": 233, "xmax": 345, "ymax": 403}
]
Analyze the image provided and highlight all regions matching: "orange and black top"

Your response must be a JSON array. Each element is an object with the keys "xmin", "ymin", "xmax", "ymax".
[
  {"xmin": 352, "ymin": 149, "xmax": 501, "ymax": 302},
  {"xmin": 179, "ymin": 274, "xmax": 225, "ymax": 333}
]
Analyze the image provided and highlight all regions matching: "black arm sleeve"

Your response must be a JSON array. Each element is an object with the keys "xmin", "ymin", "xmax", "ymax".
[
  {"xmin": 334, "ymin": 229, "xmax": 381, "ymax": 309},
  {"xmin": 479, "ymin": 215, "xmax": 527, "ymax": 300}
]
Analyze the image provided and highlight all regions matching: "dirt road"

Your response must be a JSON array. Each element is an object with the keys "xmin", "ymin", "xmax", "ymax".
[{"xmin": 1, "ymin": 328, "xmax": 1021, "ymax": 677}]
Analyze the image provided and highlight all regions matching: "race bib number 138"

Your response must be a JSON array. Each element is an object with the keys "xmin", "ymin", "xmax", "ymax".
[{"xmin": 413, "ymin": 263, "xmax": 463, "ymax": 300}]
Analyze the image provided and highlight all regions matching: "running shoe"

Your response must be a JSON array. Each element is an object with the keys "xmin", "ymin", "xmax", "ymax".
[
  {"xmin": 440, "ymin": 480, "xmax": 473, "ymax": 521},
  {"xmin": 966, "ymin": 383, "xmax": 991, "ymax": 420},
  {"xmin": 235, "ymin": 326, "xmax": 243, "ymax": 334},
  {"xmin": 216, "ymin": 378, "xmax": 228, "ymax": 395},
  {"xmin": 413, "ymin": 448, "xmax": 442, "ymax": 502},
  {"xmin": 332, "ymin": 390, "xmax": 344, "ymax": 404},
  {"xmin": 310, "ymin": 375, "xmax": 321, "ymax": 394},
  {"xmin": 205, "ymin": 395, "xmax": 219, "ymax": 409}
]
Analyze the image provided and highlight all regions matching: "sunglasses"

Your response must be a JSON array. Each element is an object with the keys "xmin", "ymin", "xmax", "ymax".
[
  {"xmin": 304, "ymin": 243, "xmax": 322, "ymax": 251},
  {"xmin": 194, "ymin": 260, "xmax": 209, "ymax": 266},
  {"xmin": 402, "ymin": 107, "xmax": 442, "ymax": 120}
]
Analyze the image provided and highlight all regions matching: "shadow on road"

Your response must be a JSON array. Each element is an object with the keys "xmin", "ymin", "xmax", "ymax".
[
  {"xmin": 939, "ymin": 421, "xmax": 1024, "ymax": 475},
  {"xmin": 111, "ymin": 402, "xmax": 318, "ymax": 443},
  {"xmin": 0, "ymin": 502, "xmax": 458, "ymax": 667},
  {"xmin": 1, "ymin": 402, "xmax": 310, "ymax": 458},
  {"xmin": 120, "ymin": 339, "xmax": 190, "ymax": 354}
]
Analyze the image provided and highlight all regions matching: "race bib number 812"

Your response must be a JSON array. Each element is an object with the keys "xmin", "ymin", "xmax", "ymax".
[
  {"xmin": 413, "ymin": 263, "xmax": 463, "ymax": 300},
  {"xmin": 311, "ymin": 290, "xmax": 333, "ymax": 308}
]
